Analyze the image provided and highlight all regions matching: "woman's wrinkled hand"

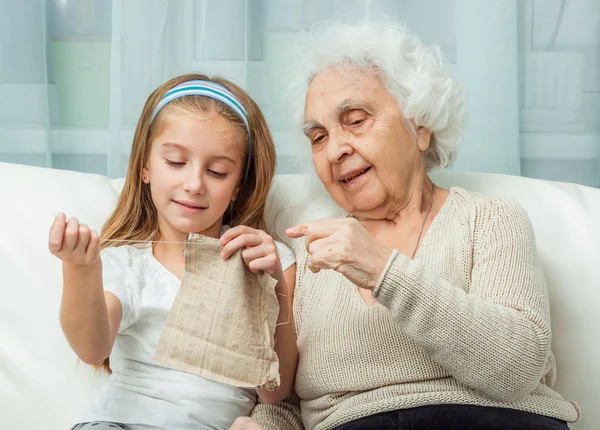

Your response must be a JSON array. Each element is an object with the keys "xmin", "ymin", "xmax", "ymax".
[
  {"xmin": 286, "ymin": 218, "xmax": 392, "ymax": 290},
  {"xmin": 229, "ymin": 417, "xmax": 264, "ymax": 430}
]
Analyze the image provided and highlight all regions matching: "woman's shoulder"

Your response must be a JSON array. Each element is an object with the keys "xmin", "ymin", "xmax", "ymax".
[
  {"xmin": 448, "ymin": 186, "xmax": 534, "ymax": 242},
  {"xmin": 449, "ymin": 186, "xmax": 529, "ymax": 222}
]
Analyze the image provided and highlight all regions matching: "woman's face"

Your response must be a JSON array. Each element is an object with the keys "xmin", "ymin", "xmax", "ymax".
[{"xmin": 303, "ymin": 68, "xmax": 430, "ymax": 218}]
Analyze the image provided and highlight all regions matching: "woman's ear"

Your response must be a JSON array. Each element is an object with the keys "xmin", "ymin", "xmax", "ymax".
[{"xmin": 416, "ymin": 126, "xmax": 432, "ymax": 152}]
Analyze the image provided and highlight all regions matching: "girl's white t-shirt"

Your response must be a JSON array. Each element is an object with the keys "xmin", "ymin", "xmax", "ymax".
[{"xmin": 76, "ymin": 236, "xmax": 295, "ymax": 430}]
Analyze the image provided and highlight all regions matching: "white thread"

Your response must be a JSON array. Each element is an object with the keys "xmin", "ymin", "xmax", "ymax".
[
  {"xmin": 52, "ymin": 214, "xmax": 232, "ymax": 246},
  {"xmin": 274, "ymin": 291, "xmax": 292, "ymax": 327},
  {"xmin": 51, "ymin": 213, "xmax": 192, "ymax": 245},
  {"xmin": 100, "ymin": 239, "xmax": 190, "ymax": 245}
]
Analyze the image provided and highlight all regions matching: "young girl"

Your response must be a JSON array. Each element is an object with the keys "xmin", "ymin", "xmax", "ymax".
[{"xmin": 48, "ymin": 74, "xmax": 297, "ymax": 430}]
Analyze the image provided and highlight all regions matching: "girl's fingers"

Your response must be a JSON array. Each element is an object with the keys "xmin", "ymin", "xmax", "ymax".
[
  {"xmin": 48, "ymin": 213, "xmax": 67, "ymax": 252},
  {"xmin": 247, "ymin": 254, "xmax": 279, "ymax": 275},
  {"xmin": 221, "ymin": 233, "xmax": 263, "ymax": 259},
  {"xmin": 62, "ymin": 217, "xmax": 80, "ymax": 252},
  {"xmin": 219, "ymin": 225, "xmax": 257, "ymax": 245},
  {"xmin": 86, "ymin": 230, "xmax": 100, "ymax": 256},
  {"xmin": 48, "ymin": 214, "xmax": 99, "ymax": 265},
  {"xmin": 73, "ymin": 224, "xmax": 91, "ymax": 255},
  {"xmin": 241, "ymin": 246, "xmax": 268, "ymax": 264}
]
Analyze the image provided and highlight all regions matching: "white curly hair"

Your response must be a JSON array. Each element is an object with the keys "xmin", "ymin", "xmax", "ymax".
[{"xmin": 284, "ymin": 19, "xmax": 467, "ymax": 171}]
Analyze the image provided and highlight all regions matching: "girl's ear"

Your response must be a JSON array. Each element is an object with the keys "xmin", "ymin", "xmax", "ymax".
[
  {"xmin": 231, "ymin": 186, "xmax": 240, "ymax": 201},
  {"xmin": 142, "ymin": 167, "xmax": 150, "ymax": 183}
]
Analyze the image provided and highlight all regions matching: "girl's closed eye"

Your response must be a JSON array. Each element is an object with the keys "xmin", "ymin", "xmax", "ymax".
[
  {"xmin": 208, "ymin": 169, "xmax": 227, "ymax": 178},
  {"xmin": 165, "ymin": 159, "xmax": 185, "ymax": 167}
]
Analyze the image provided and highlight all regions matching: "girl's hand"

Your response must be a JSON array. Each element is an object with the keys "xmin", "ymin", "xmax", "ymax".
[
  {"xmin": 220, "ymin": 226, "xmax": 283, "ymax": 283},
  {"xmin": 286, "ymin": 217, "xmax": 392, "ymax": 291},
  {"xmin": 48, "ymin": 213, "xmax": 101, "ymax": 266}
]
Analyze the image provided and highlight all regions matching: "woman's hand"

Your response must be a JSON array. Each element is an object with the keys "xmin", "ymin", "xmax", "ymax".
[
  {"xmin": 229, "ymin": 417, "xmax": 263, "ymax": 430},
  {"xmin": 286, "ymin": 218, "xmax": 392, "ymax": 290},
  {"xmin": 220, "ymin": 226, "xmax": 284, "ymax": 283},
  {"xmin": 48, "ymin": 213, "xmax": 101, "ymax": 266}
]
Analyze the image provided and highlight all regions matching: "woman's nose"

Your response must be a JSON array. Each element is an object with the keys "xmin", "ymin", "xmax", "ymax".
[{"xmin": 326, "ymin": 134, "xmax": 354, "ymax": 163}]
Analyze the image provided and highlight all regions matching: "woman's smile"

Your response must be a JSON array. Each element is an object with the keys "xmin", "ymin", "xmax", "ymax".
[{"xmin": 339, "ymin": 166, "xmax": 372, "ymax": 186}]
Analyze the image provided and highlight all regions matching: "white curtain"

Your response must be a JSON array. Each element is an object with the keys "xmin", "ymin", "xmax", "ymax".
[{"xmin": 1, "ymin": 0, "xmax": 598, "ymax": 187}]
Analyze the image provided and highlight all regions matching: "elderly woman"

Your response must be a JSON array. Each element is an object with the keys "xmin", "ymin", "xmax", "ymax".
[{"xmin": 233, "ymin": 20, "xmax": 579, "ymax": 430}]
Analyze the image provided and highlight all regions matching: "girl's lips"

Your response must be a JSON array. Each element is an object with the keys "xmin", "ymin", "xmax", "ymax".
[{"xmin": 173, "ymin": 200, "xmax": 206, "ymax": 213}]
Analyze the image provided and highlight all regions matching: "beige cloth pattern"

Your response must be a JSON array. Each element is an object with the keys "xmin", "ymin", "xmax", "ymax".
[{"xmin": 153, "ymin": 233, "xmax": 280, "ymax": 389}]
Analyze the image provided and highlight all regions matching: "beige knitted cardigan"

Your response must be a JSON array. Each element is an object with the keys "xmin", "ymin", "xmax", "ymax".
[{"xmin": 252, "ymin": 187, "xmax": 580, "ymax": 430}]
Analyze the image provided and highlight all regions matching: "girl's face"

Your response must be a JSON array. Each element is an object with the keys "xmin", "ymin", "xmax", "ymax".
[{"xmin": 143, "ymin": 110, "xmax": 245, "ymax": 241}]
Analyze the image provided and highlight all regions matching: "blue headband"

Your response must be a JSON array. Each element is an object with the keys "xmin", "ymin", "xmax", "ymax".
[{"xmin": 151, "ymin": 80, "xmax": 252, "ymax": 181}]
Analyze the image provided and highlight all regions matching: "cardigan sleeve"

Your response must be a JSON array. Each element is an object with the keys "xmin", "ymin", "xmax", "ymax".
[
  {"xmin": 251, "ymin": 391, "xmax": 304, "ymax": 430},
  {"xmin": 372, "ymin": 197, "xmax": 552, "ymax": 402}
]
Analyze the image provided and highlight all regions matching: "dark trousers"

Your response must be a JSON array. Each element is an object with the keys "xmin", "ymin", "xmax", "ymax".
[{"xmin": 334, "ymin": 404, "xmax": 569, "ymax": 430}]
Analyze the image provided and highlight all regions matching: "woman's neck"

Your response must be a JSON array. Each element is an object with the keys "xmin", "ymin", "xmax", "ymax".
[
  {"xmin": 353, "ymin": 170, "xmax": 435, "ymax": 225},
  {"xmin": 357, "ymin": 174, "xmax": 448, "ymax": 257},
  {"xmin": 390, "ymin": 175, "xmax": 436, "ymax": 225}
]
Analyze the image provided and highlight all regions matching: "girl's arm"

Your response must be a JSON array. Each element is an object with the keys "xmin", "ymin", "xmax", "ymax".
[
  {"xmin": 50, "ymin": 213, "xmax": 121, "ymax": 365},
  {"xmin": 256, "ymin": 264, "xmax": 297, "ymax": 404},
  {"xmin": 60, "ymin": 265, "xmax": 122, "ymax": 364}
]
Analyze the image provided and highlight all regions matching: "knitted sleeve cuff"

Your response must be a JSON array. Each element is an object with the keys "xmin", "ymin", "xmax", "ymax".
[{"xmin": 372, "ymin": 249, "xmax": 407, "ymax": 300}]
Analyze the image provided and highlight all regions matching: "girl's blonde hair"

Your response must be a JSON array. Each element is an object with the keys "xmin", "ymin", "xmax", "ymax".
[{"xmin": 96, "ymin": 73, "xmax": 276, "ymax": 373}]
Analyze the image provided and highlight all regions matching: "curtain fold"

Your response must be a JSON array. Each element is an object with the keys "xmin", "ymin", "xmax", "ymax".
[{"xmin": 452, "ymin": 0, "xmax": 521, "ymax": 175}]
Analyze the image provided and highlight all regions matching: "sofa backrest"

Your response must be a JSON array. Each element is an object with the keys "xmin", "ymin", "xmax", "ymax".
[{"xmin": 0, "ymin": 162, "xmax": 598, "ymax": 429}]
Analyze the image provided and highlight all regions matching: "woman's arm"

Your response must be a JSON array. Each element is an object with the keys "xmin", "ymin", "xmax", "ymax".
[
  {"xmin": 251, "ymin": 391, "xmax": 304, "ymax": 430},
  {"xmin": 372, "ymin": 199, "xmax": 551, "ymax": 402},
  {"xmin": 256, "ymin": 265, "xmax": 298, "ymax": 403}
]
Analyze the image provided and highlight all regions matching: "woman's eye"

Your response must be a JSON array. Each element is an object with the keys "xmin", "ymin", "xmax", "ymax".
[
  {"xmin": 312, "ymin": 134, "xmax": 326, "ymax": 145},
  {"xmin": 350, "ymin": 118, "xmax": 365, "ymax": 126},
  {"xmin": 165, "ymin": 159, "xmax": 185, "ymax": 167},
  {"xmin": 209, "ymin": 169, "xmax": 227, "ymax": 178}
]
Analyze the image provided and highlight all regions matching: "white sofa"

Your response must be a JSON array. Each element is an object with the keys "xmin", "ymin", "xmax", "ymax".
[{"xmin": 1, "ymin": 161, "xmax": 599, "ymax": 429}]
